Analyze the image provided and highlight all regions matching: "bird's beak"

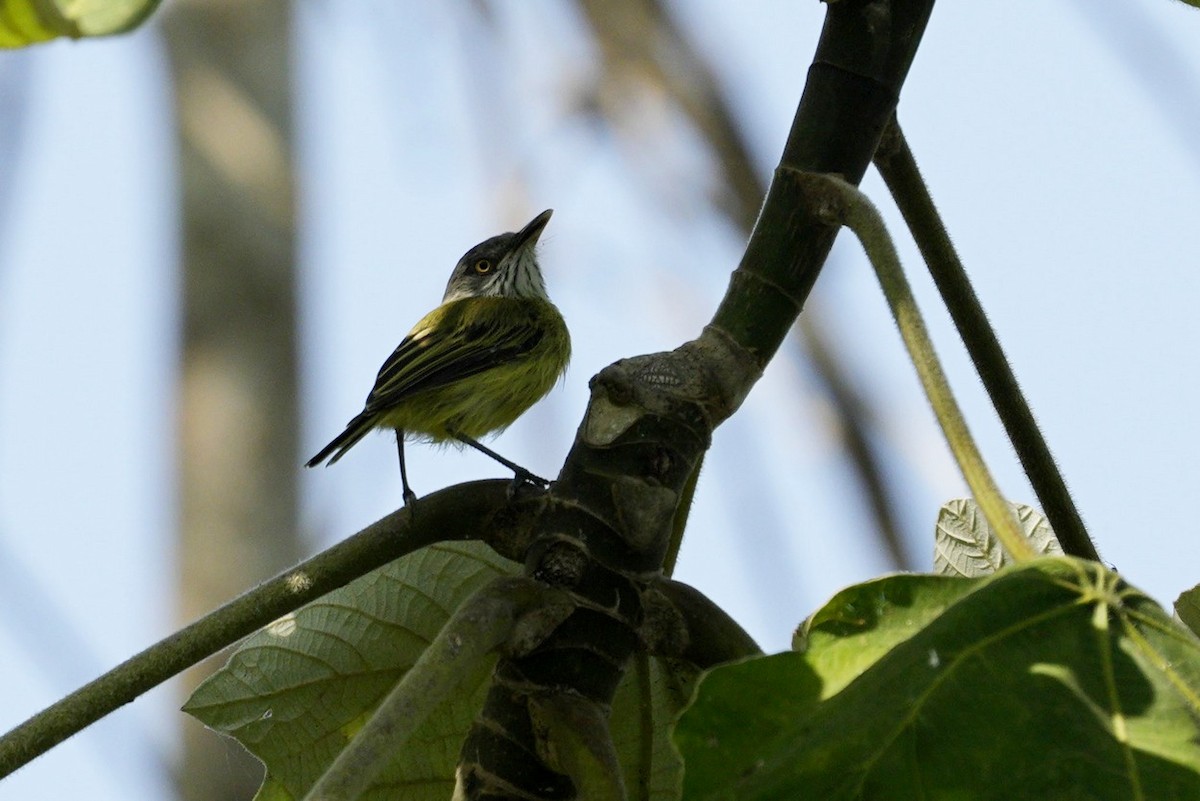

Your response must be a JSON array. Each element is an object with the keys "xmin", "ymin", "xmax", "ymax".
[{"xmin": 512, "ymin": 209, "xmax": 553, "ymax": 250}]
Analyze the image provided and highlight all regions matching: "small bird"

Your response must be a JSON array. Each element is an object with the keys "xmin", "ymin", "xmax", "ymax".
[{"xmin": 307, "ymin": 209, "xmax": 571, "ymax": 505}]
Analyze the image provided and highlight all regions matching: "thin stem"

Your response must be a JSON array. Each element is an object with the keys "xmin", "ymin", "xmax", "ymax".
[
  {"xmin": 0, "ymin": 481, "xmax": 514, "ymax": 778},
  {"xmin": 874, "ymin": 117, "xmax": 1099, "ymax": 562},
  {"xmin": 304, "ymin": 577, "xmax": 572, "ymax": 801},
  {"xmin": 792, "ymin": 169, "xmax": 1036, "ymax": 563}
]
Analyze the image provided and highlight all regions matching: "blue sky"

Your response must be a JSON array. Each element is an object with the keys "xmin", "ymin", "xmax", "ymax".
[{"xmin": 2, "ymin": 1, "xmax": 1200, "ymax": 797}]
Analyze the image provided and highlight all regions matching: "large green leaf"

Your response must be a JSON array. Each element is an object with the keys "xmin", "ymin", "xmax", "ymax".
[
  {"xmin": 791, "ymin": 573, "xmax": 979, "ymax": 698},
  {"xmin": 186, "ymin": 542, "xmax": 512, "ymax": 801},
  {"xmin": 0, "ymin": 0, "xmax": 161, "ymax": 47},
  {"xmin": 187, "ymin": 541, "xmax": 691, "ymax": 800},
  {"xmin": 678, "ymin": 557, "xmax": 1200, "ymax": 800}
]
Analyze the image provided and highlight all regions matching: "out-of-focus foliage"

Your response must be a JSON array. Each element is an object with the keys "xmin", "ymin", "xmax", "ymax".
[{"xmin": 0, "ymin": 0, "xmax": 160, "ymax": 47}]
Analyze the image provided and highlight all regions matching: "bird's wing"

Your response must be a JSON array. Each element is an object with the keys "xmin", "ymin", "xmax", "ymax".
[{"xmin": 364, "ymin": 299, "xmax": 544, "ymax": 412}]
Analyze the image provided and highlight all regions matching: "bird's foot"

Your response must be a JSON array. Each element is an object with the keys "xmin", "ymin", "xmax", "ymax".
[{"xmin": 507, "ymin": 468, "xmax": 550, "ymax": 500}]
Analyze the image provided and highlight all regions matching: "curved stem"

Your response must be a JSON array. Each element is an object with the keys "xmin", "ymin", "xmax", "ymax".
[
  {"xmin": 790, "ymin": 170, "xmax": 1036, "ymax": 563},
  {"xmin": 873, "ymin": 118, "xmax": 1098, "ymax": 561},
  {"xmin": 650, "ymin": 579, "xmax": 761, "ymax": 667},
  {"xmin": 0, "ymin": 481, "xmax": 515, "ymax": 778}
]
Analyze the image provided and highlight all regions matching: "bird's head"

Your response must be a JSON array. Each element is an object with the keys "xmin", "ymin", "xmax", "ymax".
[{"xmin": 442, "ymin": 209, "xmax": 554, "ymax": 303}]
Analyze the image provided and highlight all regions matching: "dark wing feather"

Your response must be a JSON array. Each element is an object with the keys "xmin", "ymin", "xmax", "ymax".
[{"xmin": 364, "ymin": 303, "xmax": 544, "ymax": 413}]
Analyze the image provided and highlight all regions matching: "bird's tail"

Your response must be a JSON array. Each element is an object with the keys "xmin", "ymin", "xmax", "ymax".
[{"xmin": 306, "ymin": 412, "xmax": 377, "ymax": 467}]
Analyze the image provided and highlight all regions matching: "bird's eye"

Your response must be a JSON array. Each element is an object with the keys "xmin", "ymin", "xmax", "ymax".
[{"xmin": 474, "ymin": 259, "xmax": 493, "ymax": 274}]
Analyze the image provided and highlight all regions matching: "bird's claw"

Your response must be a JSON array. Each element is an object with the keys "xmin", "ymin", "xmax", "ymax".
[{"xmin": 507, "ymin": 469, "xmax": 550, "ymax": 500}]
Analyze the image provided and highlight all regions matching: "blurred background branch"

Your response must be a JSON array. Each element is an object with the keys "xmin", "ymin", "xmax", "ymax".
[{"xmin": 164, "ymin": 0, "xmax": 299, "ymax": 797}]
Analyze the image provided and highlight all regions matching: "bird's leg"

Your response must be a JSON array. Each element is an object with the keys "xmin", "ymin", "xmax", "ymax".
[
  {"xmin": 450, "ymin": 431, "xmax": 551, "ymax": 495},
  {"xmin": 395, "ymin": 429, "xmax": 417, "ymax": 507}
]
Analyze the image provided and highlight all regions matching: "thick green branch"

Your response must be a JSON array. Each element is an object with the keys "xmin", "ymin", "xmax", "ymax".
[
  {"xmin": 712, "ymin": 0, "xmax": 935, "ymax": 366},
  {"xmin": 874, "ymin": 118, "xmax": 1100, "ymax": 562},
  {"xmin": 0, "ymin": 481, "xmax": 516, "ymax": 778},
  {"xmin": 662, "ymin": 455, "xmax": 702, "ymax": 577}
]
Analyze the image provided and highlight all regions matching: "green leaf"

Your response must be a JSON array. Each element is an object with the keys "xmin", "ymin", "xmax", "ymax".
[
  {"xmin": 0, "ymin": 0, "xmax": 162, "ymax": 48},
  {"xmin": 1176, "ymin": 583, "xmax": 1200, "ymax": 638},
  {"xmin": 678, "ymin": 558, "xmax": 1200, "ymax": 800},
  {"xmin": 934, "ymin": 498, "xmax": 1062, "ymax": 577},
  {"xmin": 187, "ymin": 541, "xmax": 692, "ymax": 799},
  {"xmin": 791, "ymin": 573, "xmax": 978, "ymax": 697},
  {"xmin": 186, "ymin": 542, "xmax": 516, "ymax": 801},
  {"xmin": 252, "ymin": 775, "xmax": 295, "ymax": 801}
]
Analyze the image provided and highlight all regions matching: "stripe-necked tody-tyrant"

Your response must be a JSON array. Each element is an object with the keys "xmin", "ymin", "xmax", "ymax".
[{"xmin": 307, "ymin": 209, "xmax": 570, "ymax": 505}]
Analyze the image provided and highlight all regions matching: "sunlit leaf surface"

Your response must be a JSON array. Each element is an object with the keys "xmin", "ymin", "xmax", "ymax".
[{"xmin": 679, "ymin": 558, "xmax": 1200, "ymax": 800}]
